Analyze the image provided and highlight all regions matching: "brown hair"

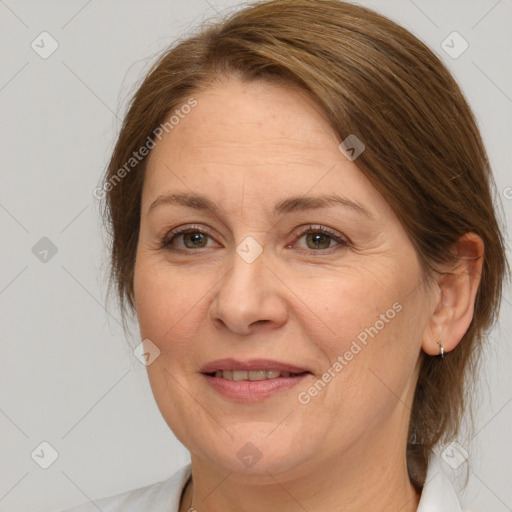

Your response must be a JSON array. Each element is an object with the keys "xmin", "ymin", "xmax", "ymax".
[{"xmin": 100, "ymin": 0, "xmax": 508, "ymax": 490}]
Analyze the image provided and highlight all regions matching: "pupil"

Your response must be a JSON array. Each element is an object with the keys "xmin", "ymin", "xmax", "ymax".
[
  {"xmin": 308, "ymin": 233, "xmax": 329, "ymax": 249},
  {"xmin": 185, "ymin": 232, "xmax": 207, "ymax": 248}
]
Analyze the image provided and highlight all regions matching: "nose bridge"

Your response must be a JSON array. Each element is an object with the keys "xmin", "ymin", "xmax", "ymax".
[
  {"xmin": 209, "ymin": 234, "xmax": 287, "ymax": 333},
  {"xmin": 235, "ymin": 234, "xmax": 265, "ymax": 266},
  {"xmin": 223, "ymin": 235, "xmax": 267, "ymax": 303}
]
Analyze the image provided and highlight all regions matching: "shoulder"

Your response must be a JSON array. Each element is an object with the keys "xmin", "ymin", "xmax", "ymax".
[{"xmin": 57, "ymin": 463, "xmax": 192, "ymax": 512}]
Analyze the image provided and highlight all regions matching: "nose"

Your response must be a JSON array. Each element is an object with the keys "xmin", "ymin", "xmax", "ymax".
[{"xmin": 207, "ymin": 243, "xmax": 288, "ymax": 335}]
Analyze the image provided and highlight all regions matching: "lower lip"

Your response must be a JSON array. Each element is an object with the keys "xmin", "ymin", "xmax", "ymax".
[{"xmin": 201, "ymin": 373, "xmax": 310, "ymax": 402}]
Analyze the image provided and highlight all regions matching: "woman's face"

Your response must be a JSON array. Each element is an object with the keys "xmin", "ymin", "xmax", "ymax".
[{"xmin": 134, "ymin": 76, "xmax": 434, "ymax": 477}]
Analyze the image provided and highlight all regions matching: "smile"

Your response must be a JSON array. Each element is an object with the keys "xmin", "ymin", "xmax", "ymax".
[{"xmin": 208, "ymin": 370, "xmax": 309, "ymax": 380}]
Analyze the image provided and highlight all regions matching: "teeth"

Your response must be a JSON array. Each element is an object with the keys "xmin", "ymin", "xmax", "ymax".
[
  {"xmin": 249, "ymin": 370, "xmax": 266, "ymax": 381},
  {"xmin": 213, "ymin": 370, "xmax": 295, "ymax": 380}
]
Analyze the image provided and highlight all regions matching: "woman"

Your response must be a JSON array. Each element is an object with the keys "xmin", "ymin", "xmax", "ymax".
[{"xmin": 62, "ymin": 0, "xmax": 508, "ymax": 510}]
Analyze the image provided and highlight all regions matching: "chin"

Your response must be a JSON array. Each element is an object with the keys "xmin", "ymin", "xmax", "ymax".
[{"xmin": 192, "ymin": 427, "xmax": 314, "ymax": 477}]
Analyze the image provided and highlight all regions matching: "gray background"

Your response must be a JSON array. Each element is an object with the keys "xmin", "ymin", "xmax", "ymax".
[{"xmin": 0, "ymin": 0, "xmax": 510, "ymax": 510}]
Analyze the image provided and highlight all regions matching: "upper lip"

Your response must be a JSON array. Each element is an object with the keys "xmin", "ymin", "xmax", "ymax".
[{"xmin": 200, "ymin": 358, "xmax": 311, "ymax": 374}]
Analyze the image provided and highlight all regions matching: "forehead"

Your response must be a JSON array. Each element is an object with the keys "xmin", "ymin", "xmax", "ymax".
[
  {"xmin": 151, "ymin": 76, "xmax": 338, "ymax": 163},
  {"xmin": 142, "ymin": 76, "xmax": 390, "ymax": 220}
]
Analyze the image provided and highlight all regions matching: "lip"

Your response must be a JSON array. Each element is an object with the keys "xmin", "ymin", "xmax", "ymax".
[
  {"xmin": 200, "ymin": 358, "xmax": 310, "ymax": 373},
  {"xmin": 201, "ymin": 373, "xmax": 311, "ymax": 402},
  {"xmin": 200, "ymin": 358, "xmax": 312, "ymax": 403}
]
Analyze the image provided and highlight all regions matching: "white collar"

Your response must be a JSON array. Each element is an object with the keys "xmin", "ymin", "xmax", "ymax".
[{"xmin": 417, "ymin": 454, "xmax": 464, "ymax": 512}]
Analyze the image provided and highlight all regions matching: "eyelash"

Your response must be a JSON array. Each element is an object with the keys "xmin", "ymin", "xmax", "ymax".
[{"xmin": 159, "ymin": 224, "xmax": 350, "ymax": 255}]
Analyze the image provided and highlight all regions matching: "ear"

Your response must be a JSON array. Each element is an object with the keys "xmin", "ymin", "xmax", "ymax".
[{"xmin": 422, "ymin": 232, "xmax": 484, "ymax": 356}]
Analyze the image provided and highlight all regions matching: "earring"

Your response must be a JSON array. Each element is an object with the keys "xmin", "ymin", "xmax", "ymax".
[{"xmin": 436, "ymin": 336, "xmax": 445, "ymax": 358}]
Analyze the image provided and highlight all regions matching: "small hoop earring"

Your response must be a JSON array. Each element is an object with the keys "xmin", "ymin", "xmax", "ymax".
[{"xmin": 436, "ymin": 336, "xmax": 445, "ymax": 358}]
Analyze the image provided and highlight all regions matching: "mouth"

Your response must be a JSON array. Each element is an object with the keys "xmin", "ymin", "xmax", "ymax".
[
  {"xmin": 203, "ymin": 369, "xmax": 310, "ymax": 381},
  {"xmin": 200, "ymin": 358, "xmax": 312, "ymax": 379},
  {"xmin": 199, "ymin": 358, "xmax": 312, "ymax": 402}
]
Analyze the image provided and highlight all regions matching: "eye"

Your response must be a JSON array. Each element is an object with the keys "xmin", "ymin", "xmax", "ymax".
[
  {"xmin": 159, "ymin": 223, "xmax": 350, "ymax": 254},
  {"xmin": 291, "ymin": 225, "xmax": 350, "ymax": 252},
  {"xmin": 160, "ymin": 224, "xmax": 218, "ymax": 253}
]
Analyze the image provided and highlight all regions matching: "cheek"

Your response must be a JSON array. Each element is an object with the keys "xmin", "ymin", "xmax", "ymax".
[
  {"xmin": 133, "ymin": 257, "xmax": 204, "ymax": 429},
  {"xmin": 297, "ymin": 259, "xmax": 424, "ymax": 397},
  {"xmin": 133, "ymin": 254, "xmax": 207, "ymax": 353},
  {"xmin": 291, "ymin": 260, "xmax": 406, "ymax": 348}
]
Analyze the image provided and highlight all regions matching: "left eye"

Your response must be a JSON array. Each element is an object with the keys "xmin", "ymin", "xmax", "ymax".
[{"xmin": 292, "ymin": 225, "xmax": 349, "ymax": 251}]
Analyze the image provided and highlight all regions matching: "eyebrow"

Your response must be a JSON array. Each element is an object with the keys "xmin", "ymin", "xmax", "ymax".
[{"xmin": 148, "ymin": 192, "xmax": 374, "ymax": 219}]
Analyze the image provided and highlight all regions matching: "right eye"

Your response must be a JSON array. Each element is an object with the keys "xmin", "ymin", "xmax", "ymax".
[{"xmin": 160, "ymin": 225, "xmax": 220, "ymax": 253}]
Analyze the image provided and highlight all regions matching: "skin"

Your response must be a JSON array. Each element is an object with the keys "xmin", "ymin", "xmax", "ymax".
[{"xmin": 133, "ymin": 75, "xmax": 484, "ymax": 512}]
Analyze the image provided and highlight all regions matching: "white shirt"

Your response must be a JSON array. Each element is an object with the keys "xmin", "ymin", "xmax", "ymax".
[{"xmin": 60, "ymin": 456, "xmax": 469, "ymax": 512}]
